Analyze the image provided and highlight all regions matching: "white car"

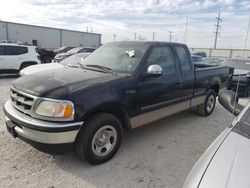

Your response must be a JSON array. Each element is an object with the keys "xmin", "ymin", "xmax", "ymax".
[
  {"xmin": 19, "ymin": 52, "xmax": 91, "ymax": 76},
  {"xmin": 184, "ymin": 90, "xmax": 250, "ymax": 188},
  {"xmin": 0, "ymin": 43, "xmax": 40, "ymax": 74}
]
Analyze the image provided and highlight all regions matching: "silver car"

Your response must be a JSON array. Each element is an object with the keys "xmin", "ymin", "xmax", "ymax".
[
  {"xmin": 19, "ymin": 52, "xmax": 91, "ymax": 76},
  {"xmin": 184, "ymin": 90, "xmax": 250, "ymax": 188}
]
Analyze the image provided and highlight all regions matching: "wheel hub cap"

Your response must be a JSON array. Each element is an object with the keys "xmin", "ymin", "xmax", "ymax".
[{"xmin": 92, "ymin": 125, "xmax": 117, "ymax": 157}]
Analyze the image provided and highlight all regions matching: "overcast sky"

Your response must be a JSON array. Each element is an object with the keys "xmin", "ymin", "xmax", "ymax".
[{"xmin": 0, "ymin": 0, "xmax": 250, "ymax": 49}]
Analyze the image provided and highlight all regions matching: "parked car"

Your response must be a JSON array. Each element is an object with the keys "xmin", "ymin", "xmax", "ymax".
[
  {"xmin": 183, "ymin": 89, "xmax": 250, "ymax": 188},
  {"xmin": 0, "ymin": 43, "xmax": 40, "ymax": 74},
  {"xmin": 37, "ymin": 48, "xmax": 55, "ymax": 63},
  {"xmin": 192, "ymin": 51, "xmax": 207, "ymax": 58},
  {"xmin": 203, "ymin": 57, "xmax": 225, "ymax": 66},
  {"xmin": 19, "ymin": 52, "xmax": 91, "ymax": 76},
  {"xmin": 3, "ymin": 41, "xmax": 230, "ymax": 164},
  {"xmin": 191, "ymin": 55, "xmax": 203, "ymax": 63},
  {"xmin": 225, "ymin": 58, "xmax": 250, "ymax": 97},
  {"xmin": 53, "ymin": 46, "xmax": 73, "ymax": 55},
  {"xmin": 53, "ymin": 47, "xmax": 96, "ymax": 63}
]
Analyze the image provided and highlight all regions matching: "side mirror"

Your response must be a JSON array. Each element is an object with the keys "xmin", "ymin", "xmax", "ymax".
[
  {"xmin": 218, "ymin": 90, "xmax": 244, "ymax": 116},
  {"xmin": 147, "ymin": 64, "xmax": 163, "ymax": 76}
]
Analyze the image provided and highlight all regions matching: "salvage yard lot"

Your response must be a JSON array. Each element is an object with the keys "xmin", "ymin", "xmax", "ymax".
[{"xmin": 0, "ymin": 75, "xmax": 233, "ymax": 188}]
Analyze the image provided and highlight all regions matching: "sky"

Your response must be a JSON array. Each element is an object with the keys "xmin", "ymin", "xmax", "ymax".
[{"xmin": 0, "ymin": 0, "xmax": 250, "ymax": 49}]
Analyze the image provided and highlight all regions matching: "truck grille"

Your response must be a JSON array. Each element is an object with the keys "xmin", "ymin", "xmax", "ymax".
[{"xmin": 10, "ymin": 88, "xmax": 36, "ymax": 116}]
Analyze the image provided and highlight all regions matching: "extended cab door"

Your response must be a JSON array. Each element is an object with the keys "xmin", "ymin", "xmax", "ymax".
[
  {"xmin": 175, "ymin": 45, "xmax": 195, "ymax": 100},
  {"xmin": 136, "ymin": 44, "xmax": 182, "ymax": 116}
]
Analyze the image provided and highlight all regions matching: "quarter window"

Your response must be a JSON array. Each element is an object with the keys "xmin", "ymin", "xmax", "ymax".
[{"xmin": 176, "ymin": 46, "xmax": 192, "ymax": 72}]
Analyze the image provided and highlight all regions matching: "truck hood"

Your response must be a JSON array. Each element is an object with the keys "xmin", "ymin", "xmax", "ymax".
[
  {"xmin": 12, "ymin": 67, "xmax": 120, "ymax": 97},
  {"xmin": 20, "ymin": 63, "xmax": 63, "ymax": 76},
  {"xmin": 198, "ymin": 131, "xmax": 250, "ymax": 188}
]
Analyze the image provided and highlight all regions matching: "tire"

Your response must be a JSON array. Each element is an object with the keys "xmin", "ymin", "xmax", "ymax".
[
  {"xmin": 75, "ymin": 113, "xmax": 123, "ymax": 164},
  {"xmin": 196, "ymin": 90, "xmax": 216, "ymax": 116}
]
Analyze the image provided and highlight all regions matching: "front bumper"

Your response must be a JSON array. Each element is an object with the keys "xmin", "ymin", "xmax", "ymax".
[{"xmin": 3, "ymin": 100, "xmax": 83, "ymax": 154}]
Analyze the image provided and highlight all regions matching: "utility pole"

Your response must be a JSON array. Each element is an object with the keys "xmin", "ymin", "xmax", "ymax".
[
  {"xmin": 214, "ymin": 12, "xmax": 222, "ymax": 49},
  {"xmin": 184, "ymin": 16, "xmax": 188, "ymax": 43},
  {"xmin": 86, "ymin": 26, "xmax": 88, "ymax": 32},
  {"xmin": 134, "ymin": 33, "xmax": 137, "ymax": 41},
  {"xmin": 113, "ymin": 34, "xmax": 117, "ymax": 42},
  {"xmin": 168, "ymin": 31, "xmax": 173, "ymax": 42},
  {"xmin": 152, "ymin": 32, "xmax": 155, "ymax": 41}
]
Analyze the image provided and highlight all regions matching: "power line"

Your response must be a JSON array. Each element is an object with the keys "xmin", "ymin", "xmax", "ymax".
[{"xmin": 214, "ymin": 12, "xmax": 222, "ymax": 49}]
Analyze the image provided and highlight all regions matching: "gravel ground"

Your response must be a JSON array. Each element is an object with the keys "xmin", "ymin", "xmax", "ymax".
[{"xmin": 0, "ymin": 75, "xmax": 237, "ymax": 188}]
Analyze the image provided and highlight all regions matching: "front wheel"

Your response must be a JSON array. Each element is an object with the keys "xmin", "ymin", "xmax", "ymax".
[
  {"xmin": 196, "ymin": 90, "xmax": 216, "ymax": 116},
  {"xmin": 75, "ymin": 113, "xmax": 123, "ymax": 164}
]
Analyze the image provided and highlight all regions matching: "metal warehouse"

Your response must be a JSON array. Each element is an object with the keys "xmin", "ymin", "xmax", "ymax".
[{"xmin": 0, "ymin": 21, "xmax": 101, "ymax": 49}]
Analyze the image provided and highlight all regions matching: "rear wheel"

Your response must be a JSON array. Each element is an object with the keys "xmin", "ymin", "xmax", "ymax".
[
  {"xmin": 196, "ymin": 90, "xmax": 216, "ymax": 116},
  {"xmin": 75, "ymin": 113, "xmax": 122, "ymax": 164}
]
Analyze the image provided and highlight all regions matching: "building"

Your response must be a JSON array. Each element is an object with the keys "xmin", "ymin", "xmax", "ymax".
[{"xmin": 0, "ymin": 21, "xmax": 101, "ymax": 50}]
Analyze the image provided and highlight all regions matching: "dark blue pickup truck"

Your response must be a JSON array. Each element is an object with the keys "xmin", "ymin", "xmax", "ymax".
[{"xmin": 3, "ymin": 41, "xmax": 230, "ymax": 164}]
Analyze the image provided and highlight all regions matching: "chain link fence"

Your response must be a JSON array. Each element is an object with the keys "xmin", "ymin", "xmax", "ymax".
[{"xmin": 189, "ymin": 48, "xmax": 250, "ymax": 58}]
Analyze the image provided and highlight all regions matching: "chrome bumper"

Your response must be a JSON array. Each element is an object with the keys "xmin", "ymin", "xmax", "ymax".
[{"xmin": 3, "ymin": 100, "xmax": 83, "ymax": 144}]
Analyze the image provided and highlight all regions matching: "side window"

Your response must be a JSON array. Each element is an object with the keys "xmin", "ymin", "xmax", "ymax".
[
  {"xmin": 3, "ymin": 46, "xmax": 28, "ymax": 55},
  {"xmin": 0, "ymin": 46, "xmax": 3, "ymax": 55},
  {"xmin": 146, "ymin": 46, "xmax": 175, "ymax": 75},
  {"xmin": 175, "ymin": 46, "xmax": 192, "ymax": 72}
]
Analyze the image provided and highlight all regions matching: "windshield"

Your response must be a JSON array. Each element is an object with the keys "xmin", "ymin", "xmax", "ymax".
[
  {"xmin": 67, "ymin": 47, "xmax": 83, "ymax": 54},
  {"xmin": 60, "ymin": 53, "xmax": 90, "ymax": 66},
  {"xmin": 80, "ymin": 43, "xmax": 148, "ymax": 74}
]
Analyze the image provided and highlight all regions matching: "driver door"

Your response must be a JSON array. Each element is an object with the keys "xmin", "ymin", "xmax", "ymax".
[{"xmin": 134, "ymin": 44, "xmax": 182, "ymax": 126}]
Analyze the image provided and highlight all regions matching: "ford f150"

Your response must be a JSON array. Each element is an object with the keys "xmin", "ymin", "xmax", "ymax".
[{"xmin": 3, "ymin": 41, "xmax": 231, "ymax": 164}]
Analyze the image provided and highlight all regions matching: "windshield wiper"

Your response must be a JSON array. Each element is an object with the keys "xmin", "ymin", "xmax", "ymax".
[
  {"xmin": 84, "ymin": 64, "xmax": 115, "ymax": 74},
  {"xmin": 64, "ymin": 62, "xmax": 84, "ymax": 69}
]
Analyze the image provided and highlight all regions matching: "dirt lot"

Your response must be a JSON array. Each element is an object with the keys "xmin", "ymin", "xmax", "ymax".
[{"xmin": 0, "ymin": 75, "xmax": 235, "ymax": 188}]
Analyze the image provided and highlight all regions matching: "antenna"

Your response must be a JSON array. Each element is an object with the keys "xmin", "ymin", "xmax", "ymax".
[
  {"xmin": 232, "ymin": 17, "xmax": 250, "ymax": 115},
  {"xmin": 168, "ymin": 31, "xmax": 173, "ymax": 42}
]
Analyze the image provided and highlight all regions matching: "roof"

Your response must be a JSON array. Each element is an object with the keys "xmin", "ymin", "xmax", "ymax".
[
  {"xmin": 0, "ymin": 20, "xmax": 101, "ymax": 36},
  {"xmin": 0, "ymin": 43, "xmax": 36, "ymax": 48}
]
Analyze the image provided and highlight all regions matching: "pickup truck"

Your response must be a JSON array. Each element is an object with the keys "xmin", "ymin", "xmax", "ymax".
[{"xmin": 3, "ymin": 41, "xmax": 230, "ymax": 164}]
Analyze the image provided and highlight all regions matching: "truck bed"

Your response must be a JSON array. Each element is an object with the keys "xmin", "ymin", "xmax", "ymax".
[{"xmin": 194, "ymin": 66, "xmax": 231, "ymax": 95}]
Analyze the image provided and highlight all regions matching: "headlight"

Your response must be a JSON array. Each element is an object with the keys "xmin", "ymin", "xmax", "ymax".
[{"xmin": 35, "ymin": 99, "xmax": 74, "ymax": 120}]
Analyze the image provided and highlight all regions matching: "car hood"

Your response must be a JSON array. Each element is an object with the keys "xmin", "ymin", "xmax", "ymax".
[
  {"xmin": 55, "ymin": 52, "xmax": 68, "ymax": 59},
  {"xmin": 12, "ymin": 67, "xmax": 121, "ymax": 98},
  {"xmin": 20, "ymin": 63, "xmax": 63, "ymax": 76},
  {"xmin": 198, "ymin": 131, "xmax": 250, "ymax": 188}
]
